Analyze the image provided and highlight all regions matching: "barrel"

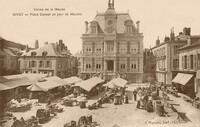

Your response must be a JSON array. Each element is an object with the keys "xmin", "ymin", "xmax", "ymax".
[
  {"xmin": 80, "ymin": 101, "xmax": 86, "ymax": 109},
  {"xmin": 156, "ymin": 104, "xmax": 164, "ymax": 116}
]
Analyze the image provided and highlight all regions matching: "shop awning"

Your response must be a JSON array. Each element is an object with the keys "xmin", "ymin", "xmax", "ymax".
[
  {"xmin": 172, "ymin": 73, "xmax": 193, "ymax": 85},
  {"xmin": 178, "ymin": 74, "xmax": 193, "ymax": 85},
  {"xmin": 63, "ymin": 76, "xmax": 82, "ymax": 85},
  {"xmin": 74, "ymin": 77, "xmax": 104, "ymax": 92},
  {"xmin": 172, "ymin": 73, "xmax": 184, "ymax": 83}
]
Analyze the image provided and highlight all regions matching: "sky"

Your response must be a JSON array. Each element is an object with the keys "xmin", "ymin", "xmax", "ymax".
[{"xmin": 0, "ymin": 0, "xmax": 200, "ymax": 54}]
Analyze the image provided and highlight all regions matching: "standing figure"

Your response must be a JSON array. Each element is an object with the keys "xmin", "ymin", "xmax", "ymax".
[{"xmin": 133, "ymin": 90, "xmax": 137, "ymax": 101}]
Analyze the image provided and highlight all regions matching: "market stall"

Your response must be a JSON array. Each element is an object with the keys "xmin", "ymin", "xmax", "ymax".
[
  {"xmin": 63, "ymin": 76, "xmax": 83, "ymax": 86},
  {"xmin": 27, "ymin": 80, "xmax": 70, "ymax": 102},
  {"xmin": 103, "ymin": 78, "xmax": 127, "ymax": 88},
  {"xmin": 74, "ymin": 77, "xmax": 104, "ymax": 96}
]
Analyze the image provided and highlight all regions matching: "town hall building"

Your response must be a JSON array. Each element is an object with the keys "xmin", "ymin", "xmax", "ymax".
[{"xmin": 79, "ymin": 0, "xmax": 144, "ymax": 83}]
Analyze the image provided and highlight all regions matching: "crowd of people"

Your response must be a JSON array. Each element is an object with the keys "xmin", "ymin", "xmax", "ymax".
[{"xmin": 134, "ymin": 85, "xmax": 168, "ymax": 116}]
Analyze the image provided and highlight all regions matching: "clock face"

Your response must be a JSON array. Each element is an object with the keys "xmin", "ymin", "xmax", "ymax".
[{"xmin": 108, "ymin": 20, "xmax": 113, "ymax": 25}]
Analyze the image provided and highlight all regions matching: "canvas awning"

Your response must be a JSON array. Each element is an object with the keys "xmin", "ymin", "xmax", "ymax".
[
  {"xmin": 172, "ymin": 73, "xmax": 193, "ymax": 85},
  {"xmin": 74, "ymin": 77, "xmax": 104, "ymax": 92},
  {"xmin": 172, "ymin": 73, "xmax": 184, "ymax": 83},
  {"xmin": 27, "ymin": 84, "xmax": 45, "ymax": 91},
  {"xmin": 103, "ymin": 78, "xmax": 127, "ymax": 88},
  {"xmin": 27, "ymin": 81, "xmax": 65, "ymax": 92},
  {"xmin": 3, "ymin": 73, "xmax": 47, "ymax": 83},
  {"xmin": 2, "ymin": 77, "xmax": 33, "ymax": 89},
  {"xmin": 178, "ymin": 74, "xmax": 193, "ymax": 85},
  {"xmin": 103, "ymin": 81, "xmax": 115, "ymax": 88},
  {"xmin": 0, "ymin": 83, "xmax": 10, "ymax": 91},
  {"xmin": 63, "ymin": 76, "xmax": 82, "ymax": 85},
  {"xmin": 44, "ymin": 76, "xmax": 67, "ymax": 85},
  {"xmin": 112, "ymin": 78, "xmax": 127, "ymax": 87}
]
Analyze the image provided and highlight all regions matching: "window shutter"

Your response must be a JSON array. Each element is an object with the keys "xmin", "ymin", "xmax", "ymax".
[
  {"xmin": 194, "ymin": 55, "xmax": 197, "ymax": 70},
  {"xmin": 187, "ymin": 56, "xmax": 189, "ymax": 69},
  {"xmin": 182, "ymin": 56, "xmax": 184, "ymax": 69}
]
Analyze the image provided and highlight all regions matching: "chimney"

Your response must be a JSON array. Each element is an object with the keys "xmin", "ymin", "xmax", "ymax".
[
  {"xmin": 44, "ymin": 41, "xmax": 48, "ymax": 45},
  {"xmin": 35, "ymin": 40, "xmax": 39, "ymax": 49},
  {"xmin": 187, "ymin": 37, "xmax": 192, "ymax": 45},
  {"xmin": 136, "ymin": 21, "xmax": 140, "ymax": 32},
  {"xmin": 156, "ymin": 36, "xmax": 160, "ymax": 46},
  {"xmin": 25, "ymin": 44, "xmax": 29, "ymax": 52},
  {"xmin": 170, "ymin": 27, "xmax": 175, "ymax": 41},
  {"xmin": 164, "ymin": 36, "xmax": 170, "ymax": 42},
  {"xmin": 183, "ymin": 27, "xmax": 191, "ymax": 36},
  {"xmin": 85, "ymin": 21, "xmax": 89, "ymax": 34}
]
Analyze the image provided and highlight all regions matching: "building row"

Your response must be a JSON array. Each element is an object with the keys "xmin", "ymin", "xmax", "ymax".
[
  {"xmin": 151, "ymin": 27, "xmax": 200, "ymax": 98},
  {"xmin": 19, "ymin": 40, "xmax": 78, "ymax": 78},
  {"xmin": 0, "ymin": 38, "xmax": 78, "ymax": 79}
]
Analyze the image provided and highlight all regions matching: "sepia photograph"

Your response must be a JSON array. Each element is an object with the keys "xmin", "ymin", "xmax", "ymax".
[{"xmin": 0, "ymin": 0, "xmax": 200, "ymax": 127}]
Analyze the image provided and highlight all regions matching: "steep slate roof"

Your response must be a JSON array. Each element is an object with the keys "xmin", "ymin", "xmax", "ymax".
[
  {"xmin": 22, "ymin": 43, "xmax": 63, "ymax": 57},
  {"xmin": 86, "ymin": 10, "xmax": 138, "ymax": 34},
  {"xmin": 178, "ymin": 39, "xmax": 200, "ymax": 50},
  {"xmin": 92, "ymin": 13, "xmax": 135, "ymax": 34},
  {"xmin": 3, "ymin": 48, "xmax": 16, "ymax": 56}
]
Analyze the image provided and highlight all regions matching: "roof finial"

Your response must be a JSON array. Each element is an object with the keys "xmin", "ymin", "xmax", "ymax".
[
  {"xmin": 108, "ymin": 0, "xmax": 114, "ymax": 9},
  {"xmin": 112, "ymin": 0, "xmax": 114, "ymax": 7},
  {"xmin": 108, "ymin": 0, "xmax": 111, "ymax": 7}
]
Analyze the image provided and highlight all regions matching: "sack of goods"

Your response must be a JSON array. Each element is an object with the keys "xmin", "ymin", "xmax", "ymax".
[{"xmin": 7, "ymin": 99, "xmax": 38, "ymax": 112}]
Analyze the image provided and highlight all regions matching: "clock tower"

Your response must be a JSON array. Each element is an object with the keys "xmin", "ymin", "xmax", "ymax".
[{"xmin": 105, "ymin": 0, "xmax": 117, "ymax": 34}]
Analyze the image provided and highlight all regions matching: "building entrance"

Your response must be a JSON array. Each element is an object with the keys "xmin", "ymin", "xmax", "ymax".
[{"xmin": 107, "ymin": 60, "xmax": 114, "ymax": 71}]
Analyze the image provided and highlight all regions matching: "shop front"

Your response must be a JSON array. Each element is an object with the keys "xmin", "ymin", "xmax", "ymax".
[
  {"xmin": 172, "ymin": 71, "xmax": 196, "ymax": 99},
  {"xmin": 195, "ymin": 70, "xmax": 200, "ymax": 98}
]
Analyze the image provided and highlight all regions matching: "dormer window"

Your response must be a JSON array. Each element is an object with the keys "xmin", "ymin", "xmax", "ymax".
[
  {"xmin": 90, "ymin": 21, "xmax": 98, "ymax": 34},
  {"xmin": 127, "ymin": 26, "xmax": 132, "ymax": 33},
  {"xmin": 91, "ymin": 26, "xmax": 96, "ymax": 34},
  {"xmin": 42, "ymin": 51, "xmax": 48, "ymax": 56},
  {"xmin": 31, "ymin": 51, "xmax": 37, "ymax": 56},
  {"xmin": 124, "ymin": 20, "xmax": 133, "ymax": 34}
]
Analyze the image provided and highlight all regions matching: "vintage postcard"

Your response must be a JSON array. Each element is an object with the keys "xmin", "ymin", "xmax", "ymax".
[{"xmin": 0, "ymin": 0, "xmax": 200, "ymax": 127}]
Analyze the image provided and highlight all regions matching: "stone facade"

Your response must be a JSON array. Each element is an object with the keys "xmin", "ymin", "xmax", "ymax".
[
  {"xmin": 143, "ymin": 48, "xmax": 156, "ymax": 82},
  {"xmin": 79, "ymin": 0, "xmax": 143, "ymax": 83},
  {"xmin": 177, "ymin": 36, "xmax": 200, "ymax": 98},
  {"xmin": 152, "ymin": 28, "xmax": 189, "ymax": 85},
  {"xmin": 19, "ymin": 40, "xmax": 78, "ymax": 78}
]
